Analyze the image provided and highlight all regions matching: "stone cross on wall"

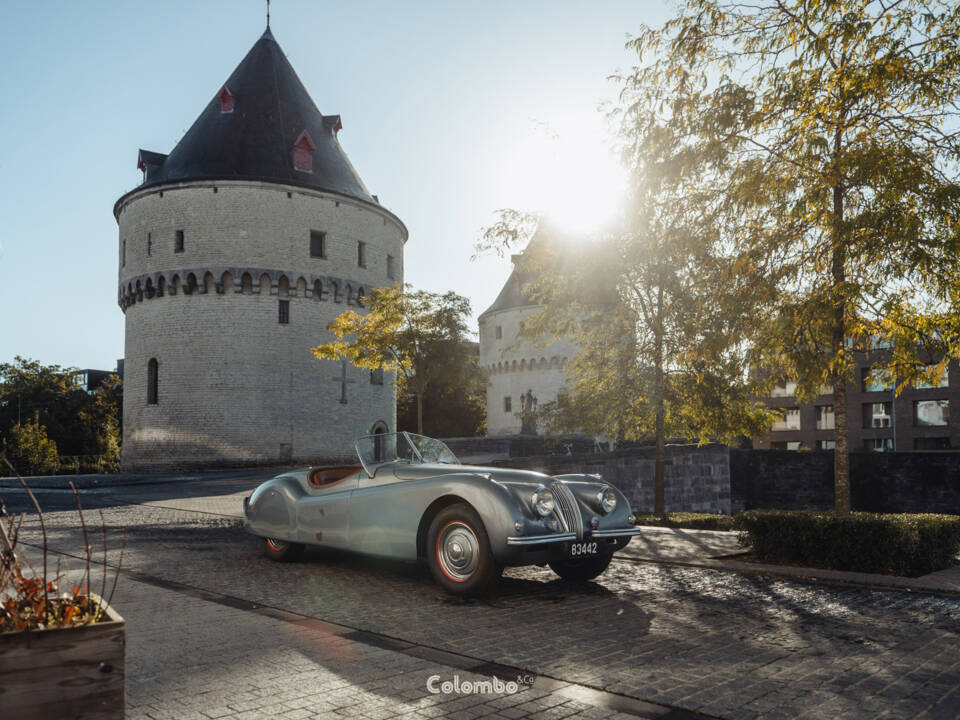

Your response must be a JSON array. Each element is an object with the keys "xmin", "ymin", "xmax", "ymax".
[{"xmin": 331, "ymin": 359, "xmax": 356, "ymax": 404}]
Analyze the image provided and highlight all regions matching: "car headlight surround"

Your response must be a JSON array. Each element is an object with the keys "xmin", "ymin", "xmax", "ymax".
[
  {"xmin": 598, "ymin": 487, "xmax": 617, "ymax": 514},
  {"xmin": 531, "ymin": 487, "xmax": 556, "ymax": 517}
]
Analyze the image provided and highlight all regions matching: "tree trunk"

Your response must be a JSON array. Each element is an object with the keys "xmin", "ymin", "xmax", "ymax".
[
  {"xmin": 654, "ymin": 284, "xmax": 665, "ymax": 517},
  {"xmin": 832, "ymin": 179, "xmax": 850, "ymax": 514},
  {"xmin": 416, "ymin": 389, "xmax": 423, "ymax": 435}
]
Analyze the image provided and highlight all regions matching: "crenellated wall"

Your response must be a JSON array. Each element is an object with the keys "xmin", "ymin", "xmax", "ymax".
[{"xmin": 479, "ymin": 305, "xmax": 575, "ymax": 436}]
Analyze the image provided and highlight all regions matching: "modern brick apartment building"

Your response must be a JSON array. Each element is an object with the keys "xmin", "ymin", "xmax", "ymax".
[{"xmin": 753, "ymin": 355, "xmax": 960, "ymax": 452}]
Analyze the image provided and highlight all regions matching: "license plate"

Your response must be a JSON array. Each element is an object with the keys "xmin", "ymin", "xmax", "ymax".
[{"xmin": 569, "ymin": 541, "xmax": 599, "ymax": 557}]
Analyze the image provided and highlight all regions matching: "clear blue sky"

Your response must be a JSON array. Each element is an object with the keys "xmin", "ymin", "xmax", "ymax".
[{"xmin": 0, "ymin": 0, "xmax": 672, "ymax": 372}]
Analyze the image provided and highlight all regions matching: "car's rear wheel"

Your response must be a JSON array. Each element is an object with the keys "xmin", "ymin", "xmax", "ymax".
[
  {"xmin": 427, "ymin": 504, "xmax": 501, "ymax": 596},
  {"xmin": 549, "ymin": 553, "xmax": 613, "ymax": 582},
  {"xmin": 262, "ymin": 537, "xmax": 304, "ymax": 562}
]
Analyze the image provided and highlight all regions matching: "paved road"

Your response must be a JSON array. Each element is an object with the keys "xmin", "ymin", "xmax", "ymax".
[{"xmin": 4, "ymin": 481, "xmax": 960, "ymax": 719}]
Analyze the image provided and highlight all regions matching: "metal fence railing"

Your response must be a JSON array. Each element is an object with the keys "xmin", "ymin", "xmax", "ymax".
[{"xmin": 57, "ymin": 455, "xmax": 120, "ymax": 475}]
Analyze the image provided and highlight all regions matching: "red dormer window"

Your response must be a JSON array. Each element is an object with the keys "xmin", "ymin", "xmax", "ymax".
[
  {"xmin": 218, "ymin": 86, "xmax": 234, "ymax": 113},
  {"xmin": 293, "ymin": 130, "xmax": 316, "ymax": 173}
]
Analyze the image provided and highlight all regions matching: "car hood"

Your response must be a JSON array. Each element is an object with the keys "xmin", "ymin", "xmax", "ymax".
[{"xmin": 390, "ymin": 463, "xmax": 554, "ymax": 486}]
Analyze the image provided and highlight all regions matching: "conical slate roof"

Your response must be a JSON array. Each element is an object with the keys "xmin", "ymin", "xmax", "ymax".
[{"xmin": 132, "ymin": 27, "xmax": 374, "ymax": 203}]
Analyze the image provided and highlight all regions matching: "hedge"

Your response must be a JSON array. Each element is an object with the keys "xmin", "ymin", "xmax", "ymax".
[
  {"xmin": 633, "ymin": 512, "xmax": 737, "ymax": 531},
  {"xmin": 735, "ymin": 510, "xmax": 960, "ymax": 577}
]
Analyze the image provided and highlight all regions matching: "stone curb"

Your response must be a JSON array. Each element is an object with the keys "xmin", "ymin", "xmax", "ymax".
[{"xmin": 618, "ymin": 553, "xmax": 960, "ymax": 596}]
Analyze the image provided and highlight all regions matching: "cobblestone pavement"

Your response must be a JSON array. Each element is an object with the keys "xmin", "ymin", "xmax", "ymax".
[{"xmin": 5, "ymin": 485, "xmax": 960, "ymax": 719}]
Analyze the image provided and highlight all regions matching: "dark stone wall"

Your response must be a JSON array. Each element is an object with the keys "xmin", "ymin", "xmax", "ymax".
[
  {"xmin": 729, "ymin": 449, "xmax": 834, "ymax": 513},
  {"xmin": 486, "ymin": 444, "xmax": 731, "ymax": 515},
  {"xmin": 442, "ymin": 435, "xmax": 599, "ymax": 460},
  {"xmin": 730, "ymin": 449, "xmax": 960, "ymax": 514},
  {"xmin": 850, "ymin": 452, "xmax": 960, "ymax": 514},
  {"xmin": 446, "ymin": 436, "xmax": 960, "ymax": 515}
]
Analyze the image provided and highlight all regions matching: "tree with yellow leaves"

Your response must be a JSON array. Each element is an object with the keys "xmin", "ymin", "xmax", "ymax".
[
  {"xmin": 629, "ymin": 0, "xmax": 960, "ymax": 512},
  {"xmin": 312, "ymin": 284, "xmax": 478, "ymax": 435}
]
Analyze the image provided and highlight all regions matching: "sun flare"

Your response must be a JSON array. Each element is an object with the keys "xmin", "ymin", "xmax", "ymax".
[{"xmin": 503, "ymin": 117, "xmax": 626, "ymax": 236}]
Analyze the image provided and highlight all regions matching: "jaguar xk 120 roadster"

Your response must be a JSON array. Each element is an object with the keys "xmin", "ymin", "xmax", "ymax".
[{"xmin": 243, "ymin": 432, "xmax": 641, "ymax": 594}]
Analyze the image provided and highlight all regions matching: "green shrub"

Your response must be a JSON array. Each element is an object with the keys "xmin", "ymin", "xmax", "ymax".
[
  {"xmin": 2, "ymin": 419, "xmax": 59, "ymax": 476},
  {"xmin": 735, "ymin": 510, "xmax": 960, "ymax": 576},
  {"xmin": 633, "ymin": 512, "xmax": 736, "ymax": 531}
]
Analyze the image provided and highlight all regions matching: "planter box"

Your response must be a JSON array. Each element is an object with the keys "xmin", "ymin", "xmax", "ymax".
[{"xmin": 0, "ymin": 594, "xmax": 124, "ymax": 719}]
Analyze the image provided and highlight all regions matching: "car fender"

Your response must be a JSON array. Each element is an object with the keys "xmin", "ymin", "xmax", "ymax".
[
  {"xmin": 416, "ymin": 472, "xmax": 530, "ymax": 562},
  {"xmin": 348, "ymin": 471, "xmax": 526, "ymax": 562},
  {"xmin": 244, "ymin": 474, "xmax": 304, "ymax": 541}
]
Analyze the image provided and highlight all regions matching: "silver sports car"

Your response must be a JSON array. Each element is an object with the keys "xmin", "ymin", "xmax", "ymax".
[{"xmin": 243, "ymin": 432, "xmax": 641, "ymax": 595}]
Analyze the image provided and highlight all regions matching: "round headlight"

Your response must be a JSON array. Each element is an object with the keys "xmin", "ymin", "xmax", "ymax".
[
  {"xmin": 598, "ymin": 488, "xmax": 617, "ymax": 514},
  {"xmin": 532, "ymin": 488, "xmax": 555, "ymax": 517}
]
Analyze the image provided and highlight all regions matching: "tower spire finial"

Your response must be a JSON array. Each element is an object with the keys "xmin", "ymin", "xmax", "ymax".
[{"xmin": 266, "ymin": 0, "xmax": 270, "ymax": 28}]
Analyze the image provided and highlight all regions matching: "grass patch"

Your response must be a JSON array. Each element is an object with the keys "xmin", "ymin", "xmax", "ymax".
[
  {"xmin": 633, "ymin": 512, "xmax": 737, "ymax": 531},
  {"xmin": 735, "ymin": 510, "xmax": 960, "ymax": 577}
]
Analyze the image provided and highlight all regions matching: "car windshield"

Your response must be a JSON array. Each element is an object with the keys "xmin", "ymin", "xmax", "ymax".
[{"xmin": 355, "ymin": 432, "xmax": 460, "ymax": 475}]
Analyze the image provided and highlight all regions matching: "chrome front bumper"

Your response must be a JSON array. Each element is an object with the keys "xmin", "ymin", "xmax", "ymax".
[
  {"xmin": 506, "ymin": 527, "xmax": 642, "ymax": 545},
  {"xmin": 506, "ymin": 532, "xmax": 577, "ymax": 546}
]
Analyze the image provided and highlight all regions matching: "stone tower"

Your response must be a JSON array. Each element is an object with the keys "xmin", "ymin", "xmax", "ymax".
[
  {"xmin": 114, "ymin": 28, "xmax": 406, "ymax": 470},
  {"xmin": 478, "ymin": 229, "xmax": 576, "ymax": 436}
]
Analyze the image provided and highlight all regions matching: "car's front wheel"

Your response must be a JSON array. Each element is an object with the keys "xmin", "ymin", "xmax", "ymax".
[
  {"xmin": 427, "ymin": 503, "xmax": 501, "ymax": 596},
  {"xmin": 549, "ymin": 553, "xmax": 613, "ymax": 582},
  {"xmin": 262, "ymin": 537, "xmax": 304, "ymax": 562}
]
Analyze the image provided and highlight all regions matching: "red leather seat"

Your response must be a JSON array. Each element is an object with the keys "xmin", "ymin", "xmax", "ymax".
[{"xmin": 308, "ymin": 465, "xmax": 362, "ymax": 489}]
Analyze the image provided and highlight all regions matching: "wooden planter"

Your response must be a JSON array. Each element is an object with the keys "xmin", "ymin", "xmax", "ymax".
[{"xmin": 0, "ymin": 594, "xmax": 124, "ymax": 719}]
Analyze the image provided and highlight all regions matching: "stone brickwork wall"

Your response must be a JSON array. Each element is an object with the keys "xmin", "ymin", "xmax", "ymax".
[
  {"xmin": 729, "ymin": 449, "xmax": 834, "ymax": 512},
  {"xmin": 485, "ymin": 445, "xmax": 732, "ymax": 515},
  {"xmin": 450, "ymin": 441, "xmax": 960, "ymax": 515},
  {"xmin": 852, "ymin": 452, "xmax": 960, "ymax": 513},
  {"xmin": 117, "ymin": 181, "xmax": 404, "ymax": 470},
  {"xmin": 731, "ymin": 449, "xmax": 960, "ymax": 514}
]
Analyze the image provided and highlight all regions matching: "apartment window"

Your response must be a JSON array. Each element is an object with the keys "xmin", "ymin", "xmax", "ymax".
[
  {"xmin": 278, "ymin": 300, "xmax": 290, "ymax": 324},
  {"xmin": 861, "ymin": 367, "xmax": 893, "ymax": 392},
  {"xmin": 370, "ymin": 368, "xmax": 384, "ymax": 386},
  {"xmin": 915, "ymin": 399, "xmax": 949, "ymax": 427},
  {"xmin": 816, "ymin": 439, "xmax": 836, "ymax": 450},
  {"xmin": 387, "ymin": 254, "xmax": 395, "ymax": 280},
  {"xmin": 770, "ymin": 381, "xmax": 797, "ymax": 398},
  {"xmin": 771, "ymin": 441, "xmax": 801, "ymax": 450},
  {"xmin": 771, "ymin": 407, "xmax": 801, "ymax": 431},
  {"xmin": 864, "ymin": 437, "xmax": 894, "ymax": 452},
  {"xmin": 915, "ymin": 437, "xmax": 950, "ymax": 450},
  {"xmin": 504, "ymin": 396, "xmax": 512, "ymax": 413},
  {"xmin": 357, "ymin": 241, "xmax": 366, "ymax": 268},
  {"xmin": 815, "ymin": 405, "xmax": 835, "ymax": 431},
  {"xmin": 915, "ymin": 364, "xmax": 949, "ymax": 389},
  {"xmin": 310, "ymin": 231, "xmax": 326, "ymax": 259},
  {"xmin": 122, "ymin": 239, "xmax": 126, "ymax": 266},
  {"xmin": 495, "ymin": 326, "xmax": 503, "ymax": 340},
  {"xmin": 175, "ymin": 230, "xmax": 185, "ymax": 253},
  {"xmin": 147, "ymin": 358, "xmax": 158, "ymax": 405},
  {"xmin": 863, "ymin": 402, "xmax": 892, "ymax": 429},
  {"xmin": 147, "ymin": 232, "xmax": 152, "ymax": 257}
]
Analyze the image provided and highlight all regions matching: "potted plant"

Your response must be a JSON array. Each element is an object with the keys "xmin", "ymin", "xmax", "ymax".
[{"xmin": 0, "ymin": 457, "xmax": 126, "ymax": 719}]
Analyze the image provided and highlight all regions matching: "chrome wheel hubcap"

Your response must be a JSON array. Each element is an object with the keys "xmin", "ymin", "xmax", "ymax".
[
  {"xmin": 438, "ymin": 522, "xmax": 480, "ymax": 581},
  {"xmin": 266, "ymin": 538, "xmax": 287, "ymax": 551}
]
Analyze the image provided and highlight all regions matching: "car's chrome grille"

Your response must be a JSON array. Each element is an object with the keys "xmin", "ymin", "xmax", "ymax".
[{"xmin": 551, "ymin": 481, "xmax": 583, "ymax": 540}]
